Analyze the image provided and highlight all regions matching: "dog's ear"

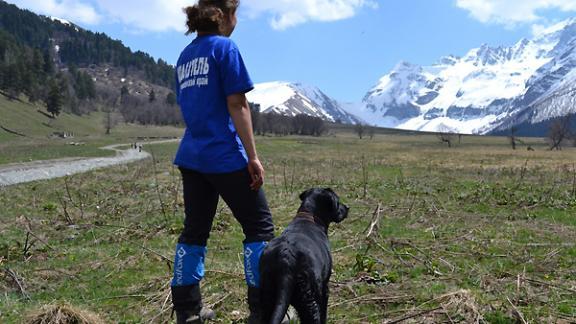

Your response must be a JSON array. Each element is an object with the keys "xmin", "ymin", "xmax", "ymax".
[{"xmin": 299, "ymin": 189, "xmax": 314, "ymax": 201}]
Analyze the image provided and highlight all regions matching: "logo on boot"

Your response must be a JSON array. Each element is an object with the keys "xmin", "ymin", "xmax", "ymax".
[
  {"xmin": 174, "ymin": 246, "xmax": 187, "ymax": 285},
  {"xmin": 177, "ymin": 246, "xmax": 187, "ymax": 258}
]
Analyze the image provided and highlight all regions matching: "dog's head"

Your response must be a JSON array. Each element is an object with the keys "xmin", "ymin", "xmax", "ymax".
[{"xmin": 299, "ymin": 188, "xmax": 349, "ymax": 224}]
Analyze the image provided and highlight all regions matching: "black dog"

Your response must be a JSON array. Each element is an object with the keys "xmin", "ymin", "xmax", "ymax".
[{"xmin": 259, "ymin": 188, "xmax": 349, "ymax": 324}]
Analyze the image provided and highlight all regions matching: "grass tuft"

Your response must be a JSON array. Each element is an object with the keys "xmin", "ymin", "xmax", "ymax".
[{"xmin": 26, "ymin": 303, "xmax": 106, "ymax": 324}]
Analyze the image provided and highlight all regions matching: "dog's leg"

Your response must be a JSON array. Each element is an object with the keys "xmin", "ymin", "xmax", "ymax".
[
  {"xmin": 293, "ymin": 273, "xmax": 322, "ymax": 324},
  {"xmin": 320, "ymin": 281, "xmax": 329, "ymax": 324},
  {"xmin": 293, "ymin": 300, "xmax": 321, "ymax": 324}
]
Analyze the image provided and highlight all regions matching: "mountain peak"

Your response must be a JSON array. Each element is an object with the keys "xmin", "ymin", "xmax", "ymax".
[
  {"xmin": 246, "ymin": 82, "xmax": 361, "ymax": 124},
  {"xmin": 533, "ymin": 17, "xmax": 576, "ymax": 39},
  {"xmin": 392, "ymin": 60, "xmax": 420, "ymax": 72},
  {"xmin": 362, "ymin": 18, "xmax": 576, "ymax": 135},
  {"xmin": 438, "ymin": 55, "xmax": 459, "ymax": 66}
]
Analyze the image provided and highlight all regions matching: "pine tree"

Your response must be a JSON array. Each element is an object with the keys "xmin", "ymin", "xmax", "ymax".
[
  {"xmin": 43, "ymin": 50, "xmax": 54, "ymax": 74},
  {"xmin": 46, "ymin": 78, "xmax": 64, "ymax": 118},
  {"xmin": 4, "ymin": 64, "xmax": 21, "ymax": 98},
  {"xmin": 120, "ymin": 85, "xmax": 129, "ymax": 105},
  {"xmin": 149, "ymin": 89, "xmax": 156, "ymax": 102},
  {"xmin": 166, "ymin": 92, "xmax": 176, "ymax": 106}
]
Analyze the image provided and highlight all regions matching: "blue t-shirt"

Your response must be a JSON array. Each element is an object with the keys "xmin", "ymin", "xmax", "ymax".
[{"xmin": 174, "ymin": 35, "xmax": 254, "ymax": 173}]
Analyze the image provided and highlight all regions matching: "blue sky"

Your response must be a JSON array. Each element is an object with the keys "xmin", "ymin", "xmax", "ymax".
[{"xmin": 6, "ymin": 0, "xmax": 576, "ymax": 102}]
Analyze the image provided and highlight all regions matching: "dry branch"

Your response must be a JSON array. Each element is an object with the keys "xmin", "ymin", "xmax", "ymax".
[
  {"xmin": 329, "ymin": 294, "xmax": 413, "ymax": 308},
  {"xmin": 141, "ymin": 246, "xmax": 172, "ymax": 264},
  {"xmin": 507, "ymin": 297, "xmax": 528, "ymax": 324},
  {"xmin": 4, "ymin": 268, "xmax": 31, "ymax": 300},
  {"xmin": 365, "ymin": 203, "xmax": 382, "ymax": 239},
  {"xmin": 385, "ymin": 306, "xmax": 443, "ymax": 324}
]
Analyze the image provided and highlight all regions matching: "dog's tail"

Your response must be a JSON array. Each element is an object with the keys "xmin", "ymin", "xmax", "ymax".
[{"xmin": 269, "ymin": 272, "xmax": 294, "ymax": 324}]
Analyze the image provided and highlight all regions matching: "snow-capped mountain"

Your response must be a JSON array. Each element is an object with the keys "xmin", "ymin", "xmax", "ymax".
[
  {"xmin": 247, "ymin": 81, "xmax": 361, "ymax": 124},
  {"xmin": 362, "ymin": 18, "xmax": 576, "ymax": 135}
]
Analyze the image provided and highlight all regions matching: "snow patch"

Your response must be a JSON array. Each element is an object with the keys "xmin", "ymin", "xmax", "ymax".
[
  {"xmin": 247, "ymin": 81, "xmax": 295, "ymax": 111},
  {"xmin": 50, "ymin": 16, "xmax": 71, "ymax": 26}
]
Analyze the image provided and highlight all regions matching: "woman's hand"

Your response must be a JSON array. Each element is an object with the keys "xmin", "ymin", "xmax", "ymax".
[
  {"xmin": 227, "ymin": 93, "xmax": 264, "ymax": 191},
  {"xmin": 248, "ymin": 158, "xmax": 264, "ymax": 191}
]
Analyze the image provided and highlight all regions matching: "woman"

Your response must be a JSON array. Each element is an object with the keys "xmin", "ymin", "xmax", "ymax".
[{"xmin": 171, "ymin": 1, "xmax": 274, "ymax": 323}]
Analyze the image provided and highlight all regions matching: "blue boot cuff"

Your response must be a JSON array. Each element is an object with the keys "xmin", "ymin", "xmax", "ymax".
[
  {"xmin": 172, "ymin": 244, "xmax": 207, "ymax": 287},
  {"xmin": 244, "ymin": 241, "xmax": 268, "ymax": 288}
]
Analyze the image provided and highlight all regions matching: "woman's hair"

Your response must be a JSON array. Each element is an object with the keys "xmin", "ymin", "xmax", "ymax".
[{"xmin": 184, "ymin": 0, "xmax": 240, "ymax": 35}]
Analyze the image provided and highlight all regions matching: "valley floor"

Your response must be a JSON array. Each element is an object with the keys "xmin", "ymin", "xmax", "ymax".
[{"xmin": 0, "ymin": 134, "xmax": 575, "ymax": 323}]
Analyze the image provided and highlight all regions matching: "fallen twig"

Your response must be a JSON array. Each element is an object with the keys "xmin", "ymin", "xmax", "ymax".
[
  {"xmin": 365, "ymin": 203, "xmax": 382, "ymax": 239},
  {"xmin": 385, "ymin": 306, "xmax": 442, "ymax": 324},
  {"xmin": 507, "ymin": 297, "xmax": 528, "ymax": 324},
  {"xmin": 208, "ymin": 292, "xmax": 232, "ymax": 308},
  {"xmin": 30, "ymin": 267, "xmax": 78, "ymax": 279},
  {"xmin": 25, "ymin": 230, "xmax": 55, "ymax": 251},
  {"xmin": 205, "ymin": 269, "xmax": 244, "ymax": 279},
  {"xmin": 90, "ymin": 294, "xmax": 148, "ymax": 301},
  {"xmin": 141, "ymin": 246, "xmax": 172, "ymax": 264},
  {"xmin": 4, "ymin": 268, "xmax": 31, "ymax": 301},
  {"xmin": 329, "ymin": 294, "xmax": 413, "ymax": 308},
  {"xmin": 523, "ymin": 276, "xmax": 576, "ymax": 294}
]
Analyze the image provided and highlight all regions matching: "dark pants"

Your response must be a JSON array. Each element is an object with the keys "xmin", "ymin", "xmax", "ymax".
[
  {"xmin": 172, "ymin": 167, "xmax": 275, "ymax": 311},
  {"xmin": 178, "ymin": 167, "xmax": 275, "ymax": 246}
]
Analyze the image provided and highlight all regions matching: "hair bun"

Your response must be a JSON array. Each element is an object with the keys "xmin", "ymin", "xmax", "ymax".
[{"xmin": 183, "ymin": 0, "xmax": 239, "ymax": 35}]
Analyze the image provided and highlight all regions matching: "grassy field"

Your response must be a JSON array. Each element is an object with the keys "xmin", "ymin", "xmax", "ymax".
[
  {"xmin": 1, "ymin": 132, "xmax": 575, "ymax": 323},
  {"xmin": 0, "ymin": 95, "xmax": 183, "ymax": 165}
]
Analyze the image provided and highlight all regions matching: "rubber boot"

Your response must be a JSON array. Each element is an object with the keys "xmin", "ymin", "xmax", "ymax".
[{"xmin": 172, "ymin": 284, "xmax": 215, "ymax": 323}]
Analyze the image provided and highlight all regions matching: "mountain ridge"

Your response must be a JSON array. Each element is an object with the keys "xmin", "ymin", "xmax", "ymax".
[
  {"xmin": 361, "ymin": 17, "xmax": 576, "ymax": 135},
  {"xmin": 247, "ymin": 81, "xmax": 362, "ymax": 124}
]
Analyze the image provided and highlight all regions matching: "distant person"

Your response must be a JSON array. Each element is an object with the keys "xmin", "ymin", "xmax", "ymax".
[{"xmin": 170, "ymin": 1, "xmax": 274, "ymax": 323}]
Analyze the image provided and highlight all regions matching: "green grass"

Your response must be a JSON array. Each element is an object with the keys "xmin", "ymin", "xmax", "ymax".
[
  {"xmin": 1, "ymin": 132, "xmax": 576, "ymax": 323},
  {"xmin": 0, "ymin": 94, "xmax": 183, "ymax": 164}
]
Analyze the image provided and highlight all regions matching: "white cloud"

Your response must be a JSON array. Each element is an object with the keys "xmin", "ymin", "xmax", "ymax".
[
  {"xmin": 456, "ymin": 0, "xmax": 576, "ymax": 26},
  {"xmin": 243, "ymin": 0, "xmax": 378, "ymax": 30},
  {"xmin": 94, "ymin": 0, "xmax": 379, "ymax": 31},
  {"xmin": 7, "ymin": 0, "xmax": 377, "ymax": 32},
  {"xmin": 92, "ymin": 0, "xmax": 190, "ymax": 32},
  {"xmin": 8, "ymin": 0, "xmax": 101, "ymax": 25}
]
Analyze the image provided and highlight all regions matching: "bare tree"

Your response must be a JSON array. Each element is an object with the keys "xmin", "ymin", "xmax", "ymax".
[
  {"xmin": 355, "ymin": 123, "xmax": 365, "ymax": 139},
  {"xmin": 437, "ymin": 126, "xmax": 457, "ymax": 148},
  {"xmin": 368, "ymin": 126, "xmax": 375, "ymax": 140},
  {"xmin": 548, "ymin": 115, "xmax": 572, "ymax": 151},
  {"xmin": 249, "ymin": 102, "xmax": 261, "ymax": 134},
  {"xmin": 102, "ymin": 96, "xmax": 120, "ymax": 135},
  {"xmin": 509, "ymin": 126, "xmax": 518, "ymax": 150}
]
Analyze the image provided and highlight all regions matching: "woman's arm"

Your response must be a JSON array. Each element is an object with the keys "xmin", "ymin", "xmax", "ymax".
[{"xmin": 227, "ymin": 92, "xmax": 264, "ymax": 191}]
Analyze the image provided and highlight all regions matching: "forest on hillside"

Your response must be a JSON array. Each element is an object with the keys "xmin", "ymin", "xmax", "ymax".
[{"xmin": 0, "ymin": 0, "xmax": 180, "ymax": 125}]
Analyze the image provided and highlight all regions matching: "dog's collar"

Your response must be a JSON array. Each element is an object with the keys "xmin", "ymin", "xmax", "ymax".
[{"xmin": 295, "ymin": 211, "xmax": 327, "ymax": 228}]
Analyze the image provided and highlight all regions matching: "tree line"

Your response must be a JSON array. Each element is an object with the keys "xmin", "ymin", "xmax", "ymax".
[
  {"xmin": 250, "ymin": 103, "xmax": 326, "ymax": 136},
  {"xmin": 0, "ymin": 28, "xmax": 99, "ymax": 116}
]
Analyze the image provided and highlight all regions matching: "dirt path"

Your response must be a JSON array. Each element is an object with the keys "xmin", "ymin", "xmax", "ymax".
[{"xmin": 0, "ymin": 140, "xmax": 179, "ymax": 187}]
